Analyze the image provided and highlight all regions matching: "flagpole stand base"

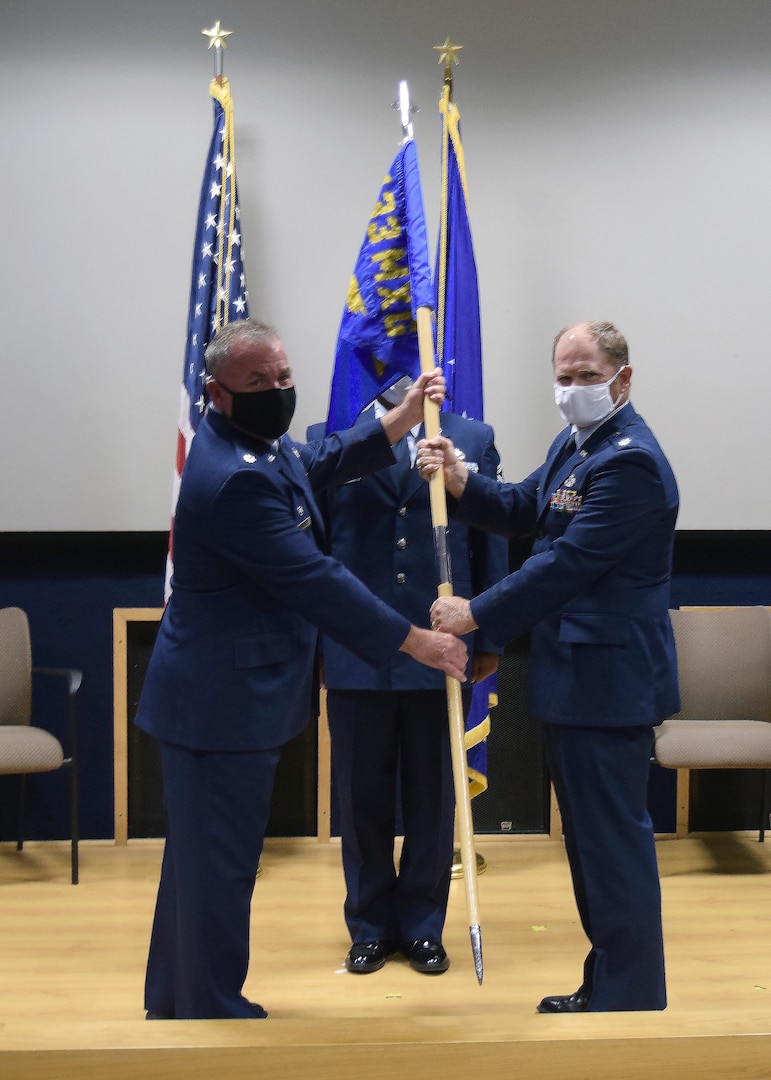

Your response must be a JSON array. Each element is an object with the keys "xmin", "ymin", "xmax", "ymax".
[{"xmin": 451, "ymin": 847, "xmax": 486, "ymax": 879}]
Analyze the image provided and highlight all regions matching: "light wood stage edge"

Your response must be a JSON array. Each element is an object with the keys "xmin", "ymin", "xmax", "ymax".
[{"xmin": 1, "ymin": 836, "xmax": 770, "ymax": 1079}]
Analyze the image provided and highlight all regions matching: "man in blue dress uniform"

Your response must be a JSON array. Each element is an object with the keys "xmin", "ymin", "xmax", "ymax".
[
  {"xmin": 423, "ymin": 321, "xmax": 679, "ymax": 1013},
  {"xmin": 136, "ymin": 319, "xmax": 467, "ymax": 1020},
  {"xmin": 309, "ymin": 381, "xmax": 507, "ymax": 976}
]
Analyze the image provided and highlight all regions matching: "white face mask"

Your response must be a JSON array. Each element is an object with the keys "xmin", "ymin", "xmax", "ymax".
[{"xmin": 553, "ymin": 366, "xmax": 626, "ymax": 429}]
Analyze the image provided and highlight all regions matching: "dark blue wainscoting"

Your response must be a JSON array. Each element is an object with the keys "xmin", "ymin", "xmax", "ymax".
[
  {"xmin": 0, "ymin": 531, "xmax": 768, "ymax": 841},
  {"xmin": 0, "ymin": 533, "xmax": 167, "ymax": 842}
]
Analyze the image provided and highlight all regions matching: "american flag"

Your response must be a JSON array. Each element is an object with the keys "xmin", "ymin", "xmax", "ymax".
[{"xmin": 164, "ymin": 76, "xmax": 249, "ymax": 599}]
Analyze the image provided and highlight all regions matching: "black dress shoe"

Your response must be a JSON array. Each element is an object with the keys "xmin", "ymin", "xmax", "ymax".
[
  {"xmin": 145, "ymin": 1011, "xmax": 173, "ymax": 1020},
  {"xmin": 404, "ymin": 940, "xmax": 450, "ymax": 975},
  {"xmin": 345, "ymin": 941, "xmax": 393, "ymax": 973},
  {"xmin": 536, "ymin": 988, "xmax": 590, "ymax": 1013}
]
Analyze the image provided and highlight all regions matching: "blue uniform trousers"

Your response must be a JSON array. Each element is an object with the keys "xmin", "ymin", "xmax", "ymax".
[
  {"xmin": 144, "ymin": 739, "xmax": 281, "ymax": 1019},
  {"xmin": 328, "ymin": 689, "xmax": 458, "ymax": 946},
  {"xmin": 543, "ymin": 723, "xmax": 666, "ymax": 1011}
]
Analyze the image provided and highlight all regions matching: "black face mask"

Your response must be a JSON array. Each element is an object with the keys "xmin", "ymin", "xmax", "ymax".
[{"xmin": 217, "ymin": 384, "xmax": 297, "ymax": 440}]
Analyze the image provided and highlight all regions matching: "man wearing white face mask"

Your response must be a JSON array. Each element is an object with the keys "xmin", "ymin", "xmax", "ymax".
[{"xmin": 417, "ymin": 321, "xmax": 679, "ymax": 1014}]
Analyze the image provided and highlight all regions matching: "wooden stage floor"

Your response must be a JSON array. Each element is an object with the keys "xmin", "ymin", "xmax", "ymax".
[{"xmin": 1, "ymin": 835, "xmax": 770, "ymax": 1079}]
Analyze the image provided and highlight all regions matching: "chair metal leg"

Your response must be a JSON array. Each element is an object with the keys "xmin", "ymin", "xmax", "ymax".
[
  {"xmin": 676, "ymin": 768, "xmax": 690, "ymax": 838},
  {"xmin": 68, "ymin": 690, "xmax": 79, "ymax": 884},
  {"xmin": 69, "ymin": 758, "xmax": 79, "ymax": 884},
  {"xmin": 760, "ymin": 770, "xmax": 770, "ymax": 844},
  {"xmin": 16, "ymin": 774, "xmax": 27, "ymax": 852}
]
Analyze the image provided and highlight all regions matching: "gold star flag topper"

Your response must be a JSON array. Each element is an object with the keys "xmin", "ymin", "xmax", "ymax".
[
  {"xmin": 202, "ymin": 21, "xmax": 233, "ymax": 50},
  {"xmin": 434, "ymin": 37, "xmax": 462, "ymax": 69}
]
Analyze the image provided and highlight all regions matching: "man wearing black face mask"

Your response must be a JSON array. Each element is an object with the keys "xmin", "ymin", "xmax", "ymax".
[
  {"xmin": 204, "ymin": 328, "xmax": 298, "ymax": 441},
  {"xmin": 135, "ymin": 318, "xmax": 467, "ymax": 1021},
  {"xmin": 420, "ymin": 321, "xmax": 680, "ymax": 1014}
]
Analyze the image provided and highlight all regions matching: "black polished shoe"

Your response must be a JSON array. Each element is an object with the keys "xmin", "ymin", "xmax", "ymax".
[
  {"xmin": 404, "ymin": 939, "xmax": 450, "ymax": 975},
  {"xmin": 536, "ymin": 988, "xmax": 590, "ymax": 1013},
  {"xmin": 345, "ymin": 941, "xmax": 393, "ymax": 974},
  {"xmin": 145, "ymin": 1011, "xmax": 173, "ymax": 1020}
]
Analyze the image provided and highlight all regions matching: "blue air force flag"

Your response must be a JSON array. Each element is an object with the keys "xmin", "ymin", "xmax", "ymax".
[
  {"xmin": 326, "ymin": 139, "xmax": 433, "ymax": 433},
  {"xmin": 435, "ymin": 94, "xmax": 483, "ymax": 422},
  {"xmin": 436, "ymin": 89, "xmax": 496, "ymax": 796}
]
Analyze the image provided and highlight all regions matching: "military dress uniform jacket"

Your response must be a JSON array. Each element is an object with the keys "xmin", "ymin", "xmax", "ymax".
[
  {"xmin": 455, "ymin": 402, "xmax": 680, "ymax": 727},
  {"xmin": 307, "ymin": 408, "xmax": 508, "ymax": 690},
  {"xmin": 135, "ymin": 408, "xmax": 414, "ymax": 752}
]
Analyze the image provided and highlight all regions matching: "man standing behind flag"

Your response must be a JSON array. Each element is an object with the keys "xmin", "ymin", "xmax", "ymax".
[
  {"xmin": 137, "ymin": 319, "xmax": 467, "ymax": 1020},
  {"xmin": 309, "ymin": 392, "xmax": 505, "ymax": 975},
  {"xmin": 310, "ymin": 135, "xmax": 507, "ymax": 975}
]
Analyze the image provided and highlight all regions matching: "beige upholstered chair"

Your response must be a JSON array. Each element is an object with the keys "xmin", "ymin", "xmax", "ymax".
[
  {"xmin": 654, "ymin": 606, "xmax": 771, "ymax": 840},
  {"xmin": 0, "ymin": 606, "xmax": 81, "ymax": 883}
]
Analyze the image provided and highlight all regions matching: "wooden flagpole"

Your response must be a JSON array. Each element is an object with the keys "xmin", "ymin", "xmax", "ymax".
[
  {"xmin": 418, "ymin": 310, "xmax": 483, "ymax": 983},
  {"xmin": 397, "ymin": 68, "xmax": 482, "ymax": 983}
]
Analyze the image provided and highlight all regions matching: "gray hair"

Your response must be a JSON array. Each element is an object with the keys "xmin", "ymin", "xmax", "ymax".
[
  {"xmin": 552, "ymin": 321, "xmax": 629, "ymax": 370},
  {"xmin": 204, "ymin": 318, "xmax": 279, "ymax": 378}
]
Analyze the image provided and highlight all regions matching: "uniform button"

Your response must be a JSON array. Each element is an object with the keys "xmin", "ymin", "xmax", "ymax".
[
  {"xmin": 398, "ymin": 507, "xmax": 407, "ymax": 516},
  {"xmin": 396, "ymin": 573, "xmax": 407, "ymax": 584},
  {"xmin": 396, "ymin": 538, "xmax": 407, "ymax": 550}
]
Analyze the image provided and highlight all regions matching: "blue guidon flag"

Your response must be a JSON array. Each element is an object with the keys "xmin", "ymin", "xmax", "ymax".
[
  {"xmin": 326, "ymin": 139, "xmax": 433, "ymax": 433},
  {"xmin": 165, "ymin": 76, "xmax": 249, "ymax": 599},
  {"xmin": 435, "ymin": 86, "xmax": 495, "ymax": 797}
]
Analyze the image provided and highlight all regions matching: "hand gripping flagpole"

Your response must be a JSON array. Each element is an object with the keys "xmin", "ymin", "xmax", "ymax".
[{"xmin": 397, "ymin": 81, "xmax": 483, "ymax": 985}]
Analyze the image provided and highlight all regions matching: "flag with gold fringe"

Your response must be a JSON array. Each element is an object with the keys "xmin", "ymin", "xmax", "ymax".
[
  {"xmin": 326, "ymin": 139, "xmax": 433, "ymax": 432},
  {"xmin": 164, "ymin": 76, "xmax": 249, "ymax": 599},
  {"xmin": 435, "ymin": 83, "xmax": 495, "ymax": 797}
]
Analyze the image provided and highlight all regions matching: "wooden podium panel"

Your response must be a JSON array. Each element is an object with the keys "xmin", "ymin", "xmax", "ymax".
[
  {"xmin": 112, "ymin": 608, "xmax": 163, "ymax": 845},
  {"xmin": 112, "ymin": 609, "xmax": 331, "ymax": 845}
]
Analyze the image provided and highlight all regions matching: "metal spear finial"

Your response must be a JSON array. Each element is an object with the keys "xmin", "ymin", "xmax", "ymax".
[
  {"xmin": 394, "ymin": 80, "xmax": 417, "ymax": 143},
  {"xmin": 470, "ymin": 924, "xmax": 484, "ymax": 985}
]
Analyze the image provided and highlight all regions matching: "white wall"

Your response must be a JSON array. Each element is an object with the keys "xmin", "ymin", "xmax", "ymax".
[{"xmin": 3, "ymin": 0, "xmax": 770, "ymax": 530}]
